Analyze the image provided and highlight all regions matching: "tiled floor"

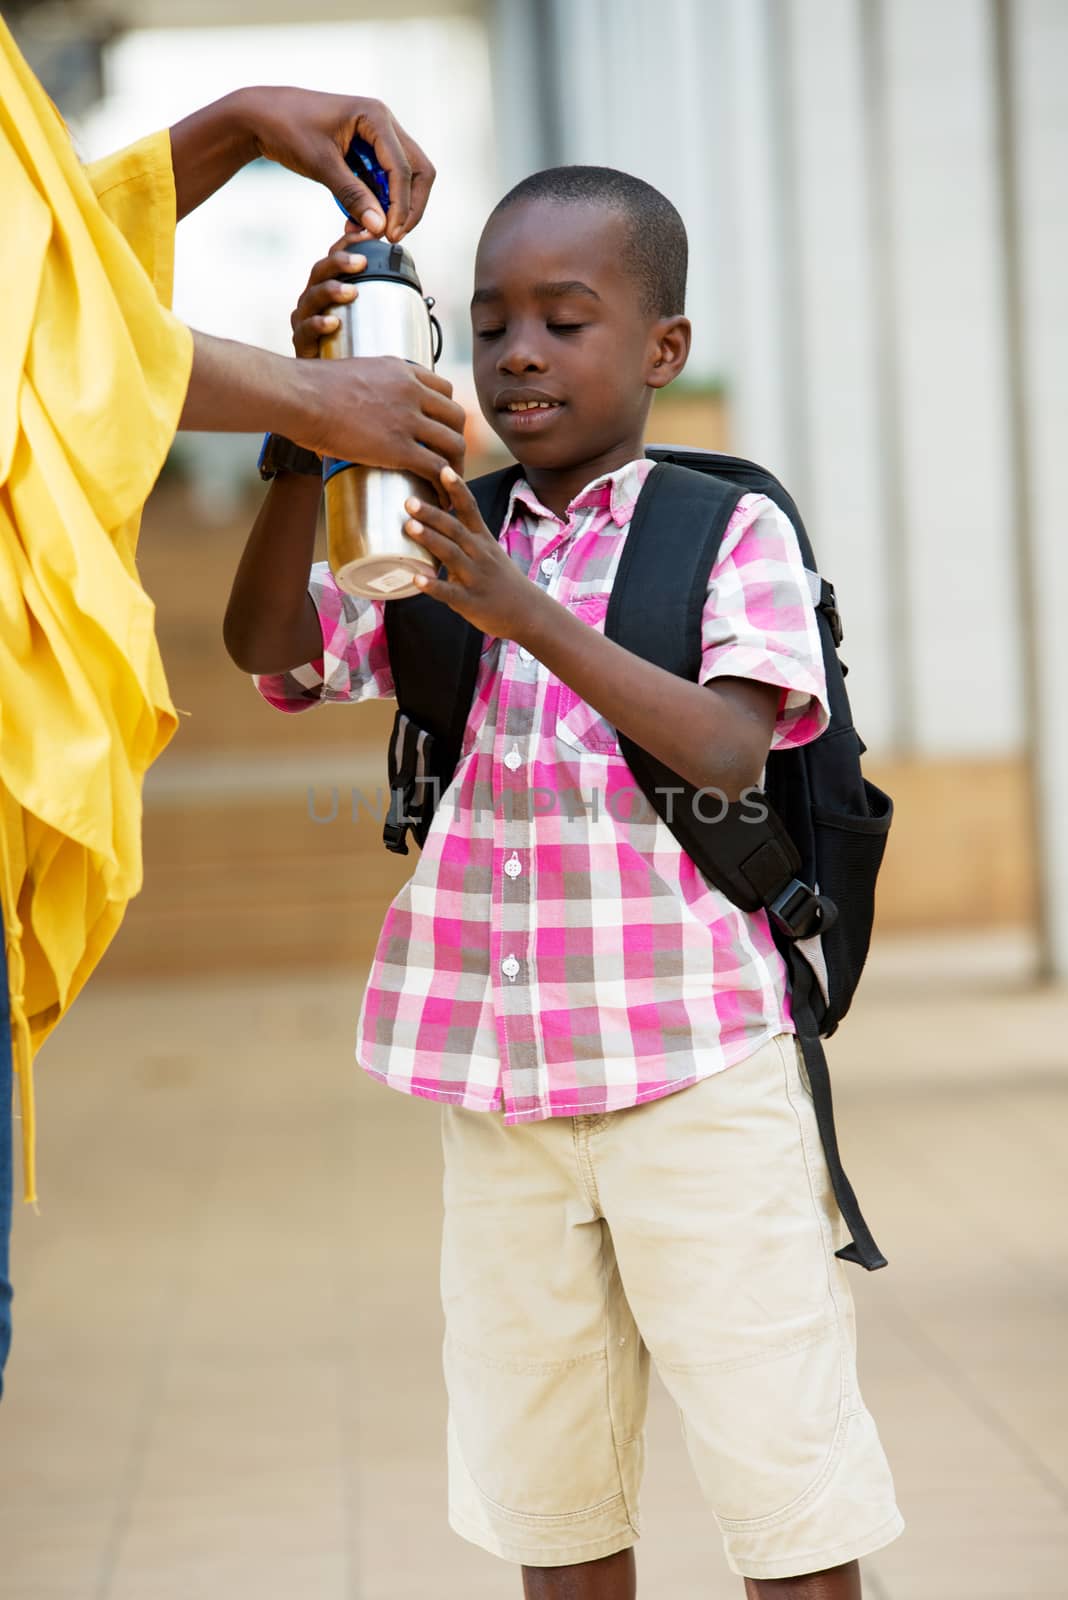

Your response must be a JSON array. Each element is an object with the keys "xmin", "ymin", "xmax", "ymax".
[{"xmin": 2, "ymin": 935, "xmax": 1066, "ymax": 1598}]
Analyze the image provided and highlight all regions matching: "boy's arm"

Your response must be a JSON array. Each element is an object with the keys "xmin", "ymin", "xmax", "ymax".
[
  {"xmin": 404, "ymin": 473, "xmax": 827, "ymax": 800},
  {"xmin": 223, "ymin": 474, "xmax": 323, "ymax": 674},
  {"xmin": 224, "ymin": 239, "xmax": 402, "ymax": 686}
]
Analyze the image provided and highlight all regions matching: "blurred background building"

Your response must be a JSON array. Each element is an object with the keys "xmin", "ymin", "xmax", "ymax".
[{"xmin": 8, "ymin": 0, "xmax": 1065, "ymax": 975}]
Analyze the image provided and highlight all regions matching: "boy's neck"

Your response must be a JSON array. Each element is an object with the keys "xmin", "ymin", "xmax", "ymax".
[{"xmin": 520, "ymin": 436, "xmax": 647, "ymax": 520}]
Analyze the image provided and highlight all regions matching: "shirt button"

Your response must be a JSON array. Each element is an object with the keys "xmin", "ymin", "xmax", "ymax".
[
  {"xmin": 518, "ymin": 646, "xmax": 534, "ymax": 664},
  {"xmin": 540, "ymin": 555, "xmax": 557, "ymax": 576},
  {"xmin": 503, "ymin": 744, "xmax": 522, "ymax": 772},
  {"xmin": 504, "ymin": 851, "xmax": 522, "ymax": 879},
  {"xmin": 501, "ymin": 954, "xmax": 520, "ymax": 981}
]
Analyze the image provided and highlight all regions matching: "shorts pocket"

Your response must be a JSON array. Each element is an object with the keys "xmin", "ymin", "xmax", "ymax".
[{"xmin": 555, "ymin": 595, "xmax": 619, "ymax": 755}]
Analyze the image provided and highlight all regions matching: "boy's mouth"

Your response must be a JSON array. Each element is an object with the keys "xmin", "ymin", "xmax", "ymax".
[{"xmin": 495, "ymin": 389, "xmax": 565, "ymax": 432}]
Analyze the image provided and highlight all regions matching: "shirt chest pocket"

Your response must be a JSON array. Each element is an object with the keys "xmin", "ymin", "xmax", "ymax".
[{"xmin": 554, "ymin": 594, "xmax": 620, "ymax": 756}]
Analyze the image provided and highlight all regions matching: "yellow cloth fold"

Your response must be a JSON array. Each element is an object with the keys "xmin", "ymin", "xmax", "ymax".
[{"xmin": 1, "ymin": 18, "xmax": 194, "ymax": 1202}]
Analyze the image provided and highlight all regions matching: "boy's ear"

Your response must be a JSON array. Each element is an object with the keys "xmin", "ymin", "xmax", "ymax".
[{"xmin": 646, "ymin": 316, "xmax": 691, "ymax": 390}]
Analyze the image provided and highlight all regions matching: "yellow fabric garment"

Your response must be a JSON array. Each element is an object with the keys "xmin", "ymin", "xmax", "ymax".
[{"xmin": 0, "ymin": 18, "xmax": 194, "ymax": 1202}]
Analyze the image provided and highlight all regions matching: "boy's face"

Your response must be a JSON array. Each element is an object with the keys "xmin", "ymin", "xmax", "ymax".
[{"xmin": 471, "ymin": 199, "xmax": 685, "ymax": 477}]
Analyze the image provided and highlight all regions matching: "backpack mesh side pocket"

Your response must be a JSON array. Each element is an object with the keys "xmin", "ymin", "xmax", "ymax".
[{"xmin": 810, "ymin": 779, "xmax": 893, "ymax": 1030}]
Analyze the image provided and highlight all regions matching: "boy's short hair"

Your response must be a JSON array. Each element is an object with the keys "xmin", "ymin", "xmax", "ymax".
[{"xmin": 491, "ymin": 165, "xmax": 688, "ymax": 319}]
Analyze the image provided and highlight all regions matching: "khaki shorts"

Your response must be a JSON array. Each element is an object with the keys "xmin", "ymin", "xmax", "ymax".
[{"xmin": 440, "ymin": 1034, "xmax": 903, "ymax": 1581}]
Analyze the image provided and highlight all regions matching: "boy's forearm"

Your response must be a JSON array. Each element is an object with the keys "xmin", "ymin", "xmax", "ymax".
[
  {"xmin": 224, "ymin": 474, "xmax": 323, "ymax": 673},
  {"xmin": 516, "ymin": 591, "xmax": 777, "ymax": 799}
]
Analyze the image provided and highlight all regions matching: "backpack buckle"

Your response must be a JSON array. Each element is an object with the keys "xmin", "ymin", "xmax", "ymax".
[
  {"xmin": 383, "ymin": 784, "xmax": 412, "ymax": 855},
  {"xmin": 769, "ymin": 879, "xmax": 837, "ymax": 940}
]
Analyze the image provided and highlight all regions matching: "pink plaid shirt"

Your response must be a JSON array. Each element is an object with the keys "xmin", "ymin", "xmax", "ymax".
[{"xmin": 257, "ymin": 458, "xmax": 829, "ymax": 1121}]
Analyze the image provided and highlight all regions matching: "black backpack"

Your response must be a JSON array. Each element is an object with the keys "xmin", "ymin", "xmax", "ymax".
[{"xmin": 381, "ymin": 447, "xmax": 893, "ymax": 1270}]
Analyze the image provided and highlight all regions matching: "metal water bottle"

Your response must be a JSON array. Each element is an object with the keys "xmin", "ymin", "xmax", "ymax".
[{"xmin": 320, "ymin": 237, "xmax": 443, "ymax": 599}]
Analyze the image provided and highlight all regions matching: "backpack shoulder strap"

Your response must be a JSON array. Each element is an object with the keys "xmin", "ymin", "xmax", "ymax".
[
  {"xmin": 606, "ymin": 464, "xmax": 831, "ymax": 933},
  {"xmin": 606, "ymin": 462, "xmax": 740, "ymax": 678},
  {"xmin": 381, "ymin": 464, "xmax": 521, "ymax": 853}
]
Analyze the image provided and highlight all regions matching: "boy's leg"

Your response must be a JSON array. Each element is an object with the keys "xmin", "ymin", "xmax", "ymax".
[
  {"xmin": 588, "ymin": 1035, "xmax": 903, "ymax": 1585},
  {"xmin": 745, "ymin": 1559, "xmax": 861, "ymax": 1597},
  {"xmin": 439, "ymin": 1105, "xmax": 648, "ymax": 1572},
  {"xmin": 522, "ymin": 1549, "xmax": 636, "ymax": 1598}
]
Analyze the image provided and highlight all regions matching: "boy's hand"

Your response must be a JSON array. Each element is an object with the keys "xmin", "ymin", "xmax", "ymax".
[
  {"xmin": 406, "ymin": 469, "xmax": 540, "ymax": 637},
  {"xmin": 291, "ymin": 233, "xmax": 365, "ymax": 358}
]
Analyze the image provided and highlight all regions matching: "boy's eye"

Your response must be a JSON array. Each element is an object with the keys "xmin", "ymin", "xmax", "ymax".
[
  {"xmin": 476, "ymin": 326, "xmax": 504, "ymax": 341},
  {"xmin": 548, "ymin": 322, "xmax": 586, "ymax": 335}
]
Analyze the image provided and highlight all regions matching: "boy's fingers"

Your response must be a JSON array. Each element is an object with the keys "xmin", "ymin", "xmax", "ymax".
[
  {"xmin": 440, "ymin": 466, "xmax": 489, "ymax": 536},
  {"xmin": 305, "ymin": 250, "xmax": 366, "ymax": 290},
  {"xmin": 294, "ymin": 283, "xmax": 357, "ymax": 326},
  {"xmin": 406, "ymin": 519, "xmax": 466, "ymax": 572},
  {"xmin": 405, "ymin": 498, "xmax": 469, "ymax": 552},
  {"xmin": 412, "ymin": 571, "xmax": 455, "ymax": 606},
  {"xmin": 293, "ymin": 313, "xmax": 340, "ymax": 354}
]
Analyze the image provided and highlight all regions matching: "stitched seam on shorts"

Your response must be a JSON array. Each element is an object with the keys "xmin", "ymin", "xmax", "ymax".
[
  {"xmin": 572, "ymin": 1117, "xmax": 604, "ymax": 1215},
  {"xmin": 599, "ymin": 1225, "xmax": 641, "ymax": 1536},
  {"xmin": 445, "ymin": 1331, "xmax": 607, "ymax": 1376},
  {"xmin": 715, "ymin": 1407, "xmax": 853, "ymax": 1532},
  {"xmin": 457, "ymin": 1484, "xmax": 629, "ymax": 1528},
  {"xmin": 656, "ymin": 1315, "xmax": 837, "ymax": 1376},
  {"xmin": 724, "ymin": 1507, "xmax": 905, "ymax": 1576},
  {"xmin": 448, "ymin": 1506, "xmax": 638, "ymax": 1561}
]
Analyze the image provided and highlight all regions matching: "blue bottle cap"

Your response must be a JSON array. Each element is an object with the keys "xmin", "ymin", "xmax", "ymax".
[{"xmin": 336, "ymin": 133, "xmax": 391, "ymax": 221}]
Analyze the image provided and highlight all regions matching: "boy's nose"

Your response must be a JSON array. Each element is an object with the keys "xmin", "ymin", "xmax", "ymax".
[{"xmin": 497, "ymin": 343, "xmax": 547, "ymax": 376}]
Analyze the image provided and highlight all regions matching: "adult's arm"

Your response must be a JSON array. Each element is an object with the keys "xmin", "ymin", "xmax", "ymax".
[
  {"xmin": 179, "ymin": 331, "xmax": 466, "ymax": 484},
  {"xmin": 168, "ymin": 87, "xmax": 434, "ymax": 241}
]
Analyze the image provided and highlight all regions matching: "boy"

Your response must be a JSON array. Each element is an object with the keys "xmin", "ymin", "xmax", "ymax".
[{"xmin": 225, "ymin": 168, "xmax": 902, "ymax": 1598}]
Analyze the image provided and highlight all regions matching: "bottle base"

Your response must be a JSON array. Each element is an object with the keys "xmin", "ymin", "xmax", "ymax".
[{"xmin": 332, "ymin": 553, "xmax": 437, "ymax": 600}]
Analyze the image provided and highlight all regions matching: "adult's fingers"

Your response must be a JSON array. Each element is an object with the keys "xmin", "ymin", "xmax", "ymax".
[
  {"xmin": 405, "ymin": 365, "xmax": 466, "ymax": 433},
  {"xmin": 418, "ymin": 387, "xmax": 467, "ymax": 438},
  {"xmin": 403, "ymin": 443, "xmax": 457, "ymax": 488},
  {"xmin": 319, "ymin": 139, "xmax": 388, "ymax": 236},
  {"xmin": 397, "ymin": 127, "xmax": 435, "ymax": 235},
  {"xmin": 413, "ymin": 417, "xmax": 467, "ymax": 472},
  {"xmin": 409, "ymin": 365, "xmax": 457, "ymax": 401},
  {"xmin": 353, "ymin": 102, "xmax": 412, "ymax": 242}
]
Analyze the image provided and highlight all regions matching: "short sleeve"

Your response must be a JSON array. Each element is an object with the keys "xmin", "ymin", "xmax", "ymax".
[
  {"xmin": 83, "ymin": 130, "xmax": 178, "ymax": 307},
  {"xmin": 700, "ymin": 493, "xmax": 829, "ymax": 750},
  {"xmin": 254, "ymin": 561, "xmax": 395, "ymax": 713}
]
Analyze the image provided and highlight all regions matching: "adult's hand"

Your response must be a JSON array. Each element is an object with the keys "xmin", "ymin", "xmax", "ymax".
[
  {"xmin": 295, "ymin": 355, "xmax": 466, "ymax": 483},
  {"xmin": 169, "ymin": 88, "xmax": 434, "ymax": 241},
  {"xmin": 180, "ymin": 332, "xmax": 466, "ymax": 485},
  {"xmin": 242, "ymin": 87, "xmax": 434, "ymax": 242}
]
